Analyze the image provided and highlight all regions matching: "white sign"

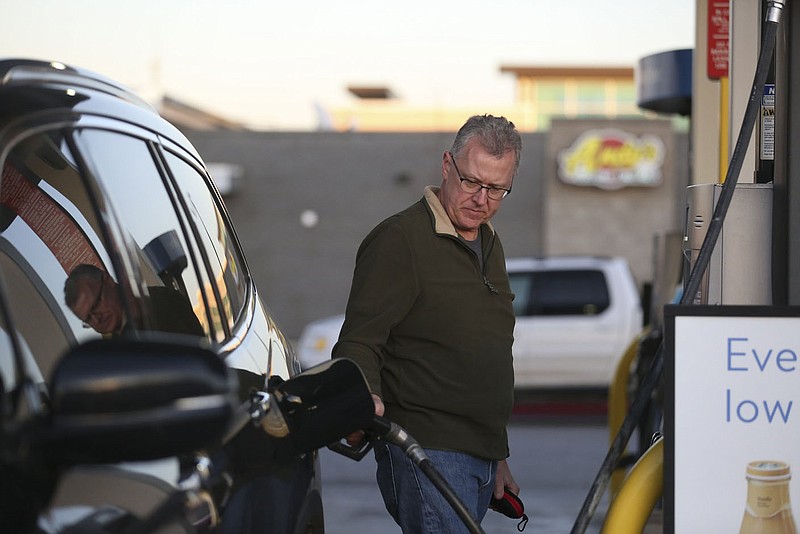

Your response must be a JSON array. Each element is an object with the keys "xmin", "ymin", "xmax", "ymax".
[{"xmin": 666, "ymin": 306, "xmax": 800, "ymax": 532}]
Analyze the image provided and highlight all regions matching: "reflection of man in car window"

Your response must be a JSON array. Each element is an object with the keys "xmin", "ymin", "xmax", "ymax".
[{"xmin": 64, "ymin": 263, "xmax": 204, "ymax": 337}]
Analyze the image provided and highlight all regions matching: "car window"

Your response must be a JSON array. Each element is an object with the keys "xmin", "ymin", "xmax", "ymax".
[
  {"xmin": 0, "ymin": 299, "xmax": 17, "ymax": 395},
  {"xmin": 164, "ymin": 152, "xmax": 246, "ymax": 334},
  {"xmin": 74, "ymin": 129, "xmax": 211, "ymax": 340},
  {"xmin": 0, "ymin": 131, "xmax": 114, "ymax": 381},
  {"xmin": 0, "ymin": 306, "xmax": 11, "ymax": 394},
  {"xmin": 509, "ymin": 269, "xmax": 610, "ymax": 316}
]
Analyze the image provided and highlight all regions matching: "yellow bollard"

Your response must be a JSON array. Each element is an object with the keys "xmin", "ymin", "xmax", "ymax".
[
  {"xmin": 608, "ymin": 326, "xmax": 652, "ymax": 497},
  {"xmin": 601, "ymin": 436, "xmax": 663, "ymax": 534}
]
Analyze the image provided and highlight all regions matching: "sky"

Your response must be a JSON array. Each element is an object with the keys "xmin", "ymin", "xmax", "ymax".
[{"xmin": 3, "ymin": 0, "xmax": 695, "ymax": 131}]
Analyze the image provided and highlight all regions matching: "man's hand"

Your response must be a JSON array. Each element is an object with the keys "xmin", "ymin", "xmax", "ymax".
[
  {"xmin": 345, "ymin": 393, "xmax": 384, "ymax": 446},
  {"xmin": 494, "ymin": 459, "xmax": 520, "ymax": 499}
]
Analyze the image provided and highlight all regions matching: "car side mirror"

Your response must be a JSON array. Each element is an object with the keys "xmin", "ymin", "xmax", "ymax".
[{"xmin": 45, "ymin": 338, "xmax": 238, "ymax": 464}]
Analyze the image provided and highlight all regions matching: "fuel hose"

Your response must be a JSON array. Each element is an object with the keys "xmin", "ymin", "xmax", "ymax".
[{"xmin": 368, "ymin": 416, "xmax": 486, "ymax": 534}]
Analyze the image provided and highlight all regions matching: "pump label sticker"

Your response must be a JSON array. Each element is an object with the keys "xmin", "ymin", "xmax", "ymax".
[
  {"xmin": 761, "ymin": 84, "xmax": 775, "ymax": 161},
  {"xmin": 557, "ymin": 129, "xmax": 665, "ymax": 190}
]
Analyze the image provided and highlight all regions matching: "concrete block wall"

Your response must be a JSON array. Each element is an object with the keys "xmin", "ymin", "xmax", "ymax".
[{"xmin": 186, "ymin": 128, "xmax": 686, "ymax": 338}]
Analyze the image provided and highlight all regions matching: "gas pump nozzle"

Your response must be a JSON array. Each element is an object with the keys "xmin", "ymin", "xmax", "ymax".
[{"xmin": 326, "ymin": 414, "xmax": 426, "ymax": 463}]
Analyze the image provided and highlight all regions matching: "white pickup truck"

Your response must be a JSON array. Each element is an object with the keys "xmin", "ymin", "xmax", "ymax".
[
  {"xmin": 506, "ymin": 256, "xmax": 643, "ymax": 389},
  {"xmin": 297, "ymin": 256, "xmax": 643, "ymax": 390}
]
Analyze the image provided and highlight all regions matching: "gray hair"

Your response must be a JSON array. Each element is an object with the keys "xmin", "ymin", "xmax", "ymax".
[
  {"xmin": 450, "ymin": 114, "xmax": 522, "ymax": 176},
  {"xmin": 64, "ymin": 263, "xmax": 104, "ymax": 308}
]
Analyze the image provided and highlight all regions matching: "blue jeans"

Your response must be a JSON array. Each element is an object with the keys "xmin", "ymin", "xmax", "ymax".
[{"xmin": 375, "ymin": 442, "xmax": 497, "ymax": 533}]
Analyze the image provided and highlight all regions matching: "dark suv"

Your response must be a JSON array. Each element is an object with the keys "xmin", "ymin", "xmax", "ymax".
[{"xmin": 0, "ymin": 59, "xmax": 348, "ymax": 534}]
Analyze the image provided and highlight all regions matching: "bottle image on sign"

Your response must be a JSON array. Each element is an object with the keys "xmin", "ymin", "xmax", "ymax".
[{"xmin": 739, "ymin": 461, "xmax": 797, "ymax": 534}]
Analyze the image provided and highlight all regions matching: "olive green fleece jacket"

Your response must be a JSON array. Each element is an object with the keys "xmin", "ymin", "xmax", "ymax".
[{"xmin": 332, "ymin": 187, "xmax": 515, "ymax": 461}]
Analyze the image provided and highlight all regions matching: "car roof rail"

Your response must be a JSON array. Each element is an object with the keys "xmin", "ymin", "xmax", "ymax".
[{"xmin": 0, "ymin": 58, "xmax": 156, "ymax": 113}]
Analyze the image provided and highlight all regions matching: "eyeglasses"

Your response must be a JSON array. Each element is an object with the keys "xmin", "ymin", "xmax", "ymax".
[
  {"xmin": 82, "ymin": 277, "xmax": 104, "ymax": 328},
  {"xmin": 448, "ymin": 152, "xmax": 511, "ymax": 201}
]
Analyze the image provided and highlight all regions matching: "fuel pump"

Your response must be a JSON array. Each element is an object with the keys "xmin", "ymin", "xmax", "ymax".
[{"xmin": 571, "ymin": 2, "xmax": 787, "ymax": 532}]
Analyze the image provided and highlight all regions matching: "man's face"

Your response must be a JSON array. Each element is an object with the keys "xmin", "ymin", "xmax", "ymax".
[
  {"xmin": 438, "ymin": 138, "xmax": 516, "ymax": 240},
  {"xmin": 70, "ymin": 274, "xmax": 124, "ymax": 334}
]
